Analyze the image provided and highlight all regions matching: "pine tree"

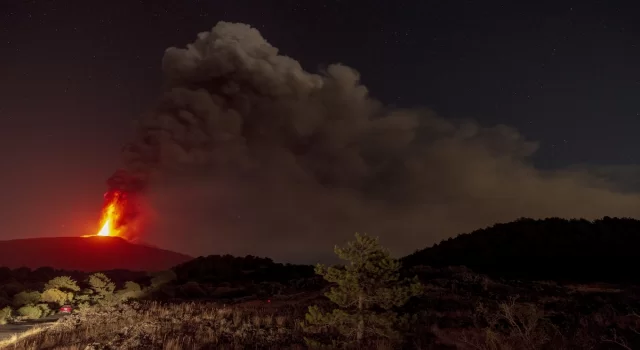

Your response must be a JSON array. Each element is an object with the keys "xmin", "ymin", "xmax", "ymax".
[{"xmin": 303, "ymin": 232, "xmax": 423, "ymax": 348}]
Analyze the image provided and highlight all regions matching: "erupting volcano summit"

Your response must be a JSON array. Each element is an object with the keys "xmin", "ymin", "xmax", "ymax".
[
  {"xmin": 85, "ymin": 180, "xmax": 146, "ymax": 241},
  {"xmin": 94, "ymin": 190, "xmax": 129, "ymax": 238}
]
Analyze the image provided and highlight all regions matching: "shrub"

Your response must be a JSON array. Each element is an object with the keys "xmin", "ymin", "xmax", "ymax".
[
  {"xmin": 17, "ymin": 305, "xmax": 42, "ymax": 319},
  {"xmin": 41, "ymin": 288, "xmax": 70, "ymax": 307},
  {"xmin": 36, "ymin": 303, "xmax": 51, "ymax": 317},
  {"xmin": 0, "ymin": 306, "xmax": 12, "ymax": 325},
  {"xmin": 123, "ymin": 281, "xmax": 142, "ymax": 293},
  {"xmin": 115, "ymin": 281, "xmax": 143, "ymax": 302}
]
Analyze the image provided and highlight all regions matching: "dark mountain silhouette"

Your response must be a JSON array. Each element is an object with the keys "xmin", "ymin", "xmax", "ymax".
[
  {"xmin": 0, "ymin": 236, "xmax": 192, "ymax": 272},
  {"xmin": 402, "ymin": 217, "xmax": 640, "ymax": 283},
  {"xmin": 173, "ymin": 254, "xmax": 316, "ymax": 285}
]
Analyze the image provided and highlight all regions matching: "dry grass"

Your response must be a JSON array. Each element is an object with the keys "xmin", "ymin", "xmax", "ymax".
[
  {"xmin": 0, "ymin": 324, "xmax": 50, "ymax": 349},
  {"xmin": 2, "ymin": 301, "xmax": 308, "ymax": 350},
  {"xmin": 4, "ymin": 268, "xmax": 640, "ymax": 349}
]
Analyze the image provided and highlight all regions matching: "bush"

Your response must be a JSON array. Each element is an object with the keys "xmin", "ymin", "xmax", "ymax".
[
  {"xmin": 36, "ymin": 303, "xmax": 51, "ymax": 317},
  {"xmin": 41, "ymin": 288, "xmax": 70, "ymax": 307},
  {"xmin": 17, "ymin": 305, "xmax": 43, "ymax": 319},
  {"xmin": 0, "ymin": 306, "xmax": 12, "ymax": 325},
  {"xmin": 115, "ymin": 281, "xmax": 143, "ymax": 301}
]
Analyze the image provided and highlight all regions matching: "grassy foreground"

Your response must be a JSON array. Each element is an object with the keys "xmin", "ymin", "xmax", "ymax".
[
  {"xmin": 2, "ymin": 270, "xmax": 640, "ymax": 349},
  {"xmin": 0, "ymin": 300, "xmax": 321, "ymax": 350},
  {"xmin": 3, "ymin": 233, "xmax": 640, "ymax": 349}
]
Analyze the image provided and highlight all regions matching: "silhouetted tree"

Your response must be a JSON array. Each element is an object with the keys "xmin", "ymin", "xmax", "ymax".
[{"xmin": 304, "ymin": 233, "xmax": 423, "ymax": 348}]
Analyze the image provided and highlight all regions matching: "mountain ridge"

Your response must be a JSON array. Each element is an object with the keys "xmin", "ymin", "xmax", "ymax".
[
  {"xmin": 402, "ymin": 216, "xmax": 640, "ymax": 283},
  {"xmin": 0, "ymin": 236, "xmax": 192, "ymax": 272}
]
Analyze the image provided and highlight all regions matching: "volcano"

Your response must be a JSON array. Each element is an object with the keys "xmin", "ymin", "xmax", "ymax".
[{"xmin": 0, "ymin": 236, "xmax": 192, "ymax": 272}]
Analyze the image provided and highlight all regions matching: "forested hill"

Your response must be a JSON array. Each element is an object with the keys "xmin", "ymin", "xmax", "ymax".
[
  {"xmin": 172, "ymin": 254, "xmax": 315, "ymax": 284},
  {"xmin": 401, "ymin": 217, "xmax": 640, "ymax": 283}
]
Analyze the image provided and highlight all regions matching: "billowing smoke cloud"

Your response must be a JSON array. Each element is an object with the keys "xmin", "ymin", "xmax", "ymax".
[{"xmin": 109, "ymin": 22, "xmax": 640, "ymax": 262}]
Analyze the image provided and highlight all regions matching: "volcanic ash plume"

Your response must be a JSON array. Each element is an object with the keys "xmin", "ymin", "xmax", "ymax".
[{"xmin": 108, "ymin": 21, "xmax": 640, "ymax": 261}]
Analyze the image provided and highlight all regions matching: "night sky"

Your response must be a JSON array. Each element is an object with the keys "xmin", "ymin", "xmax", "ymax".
[{"xmin": 1, "ymin": 0, "xmax": 639, "ymax": 262}]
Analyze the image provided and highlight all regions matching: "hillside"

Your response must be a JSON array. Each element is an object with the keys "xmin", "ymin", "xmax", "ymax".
[
  {"xmin": 402, "ymin": 217, "xmax": 640, "ymax": 283},
  {"xmin": 173, "ymin": 254, "xmax": 315, "ymax": 283},
  {"xmin": 0, "ymin": 236, "xmax": 192, "ymax": 272}
]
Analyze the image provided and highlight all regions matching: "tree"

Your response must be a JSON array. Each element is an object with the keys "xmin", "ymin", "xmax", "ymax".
[
  {"xmin": 87, "ymin": 273, "xmax": 116, "ymax": 304},
  {"xmin": 303, "ymin": 233, "xmax": 423, "ymax": 348},
  {"xmin": 45, "ymin": 276, "xmax": 80, "ymax": 293},
  {"xmin": 12, "ymin": 291, "xmax": 41, "ymax": 308},
  {"xmin": 40, "ymin": 288, "xmax": 71, "ymax": 307}
]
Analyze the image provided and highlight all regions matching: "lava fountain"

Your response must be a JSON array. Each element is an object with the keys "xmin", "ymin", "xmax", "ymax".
[
  {"xmin": 86, "ymin": 190, "xmax": 133, "ymax": 238},
  {"xmin": 95, "ymin": 193, "xmax": 122, "ymax": 237}
]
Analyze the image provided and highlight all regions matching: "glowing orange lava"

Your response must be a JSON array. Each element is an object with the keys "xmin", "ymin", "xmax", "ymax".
[{"xmin": 85, "ymin": 190, "xmax": 127, "ymax": 238}]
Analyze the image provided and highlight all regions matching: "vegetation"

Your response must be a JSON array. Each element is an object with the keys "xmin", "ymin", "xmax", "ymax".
[
  {"xmin": 44, "ymin": 276, "xmax": 81, "ymax": 293},
  {"xmin": 303, "ymin": 233, "xmax": 422, "ymax": 348},
  {"xmin": 0, "ymin": 270, "xmax": 154, "ymax": 324},
  {"xmin": 3, "ymin": 266, "xmax": 640, "ymax": 349},
  {"xmin": 172, "ymin": 254, "xmax": 316, "ymax": 286},
  {"xmin": 12, "ymin": 291, "xmax": 41, "ymax": 308},
  {"xmin": 116, "ymin": 281, "xmax": 144, "ymax": 302},
  {"xmin": 3, "ymin": 219, "xmax": 640, "ymax": 348},
  {"xmin": 16, "ymin": 305, "xmax": 43, "ymax": 320},
  {"xmin": 403, "ymin": 217, "xmax": 640, "ymax": 283},
  {"xmin": 0, "ymin": 301, "xmax": 311, "ymax": 349},
  {"xmin": 0, "ymin": 306, "xmax": 11, "ymax": 325},
  {"xmin": 40, "ymin": 288, "xmax": 70, "ymax": 307}
]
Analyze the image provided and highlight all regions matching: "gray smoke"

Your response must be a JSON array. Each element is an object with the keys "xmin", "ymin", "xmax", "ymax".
[{"xmin": 120, "ymin": 22, "xmax": 640, "ymax": 262}]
